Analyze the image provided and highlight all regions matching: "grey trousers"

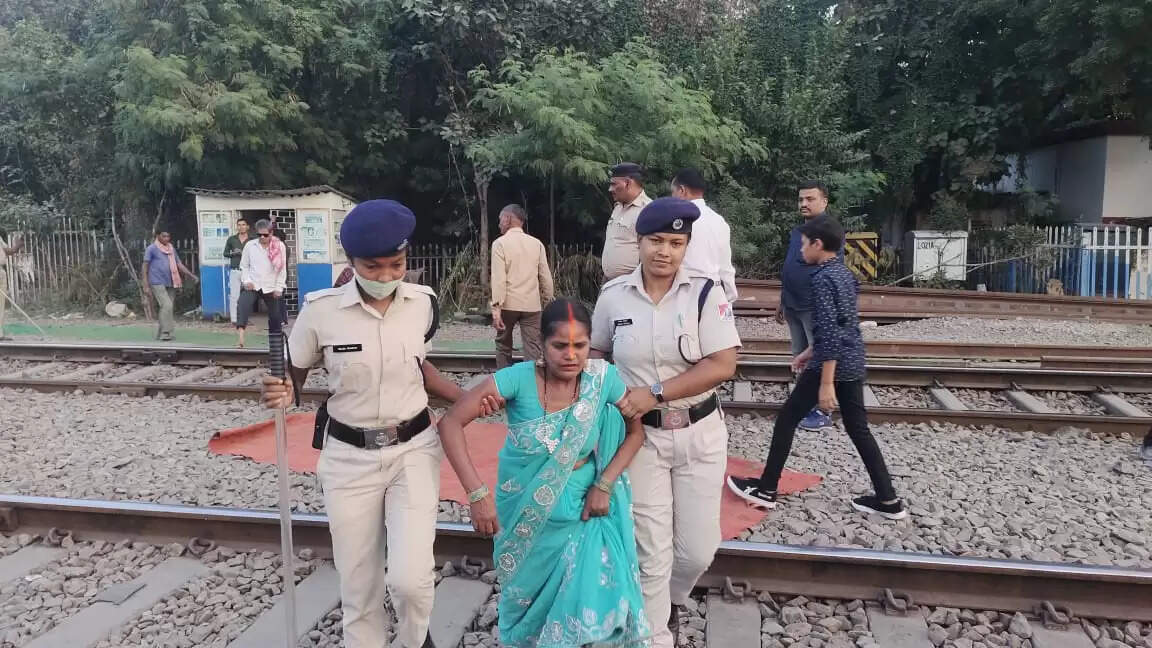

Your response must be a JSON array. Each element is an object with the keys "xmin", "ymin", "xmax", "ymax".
[
  {"xmin": 151, "ymin": 284, "xmax": 175, "ymax": 337},
  {"xmin": 783, "ymin": 306, "xmax": 814, "ymax": 355}
]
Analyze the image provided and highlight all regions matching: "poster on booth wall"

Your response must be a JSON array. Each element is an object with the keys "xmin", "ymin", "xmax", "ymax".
[
  {"xmin": 199, "ymin": 211, "xmax": 232, "ymax": 265},
  {"xmin": 330, "ymin": 209, "xmax": 347, "ymax": 263},
  {"xmin": 298, "ymin": 210, "xmax": 330, "ymax": 262}
]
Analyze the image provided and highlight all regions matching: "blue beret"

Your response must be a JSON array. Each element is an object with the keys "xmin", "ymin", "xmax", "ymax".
[
  {"xmin": 340, "ymin": 199, "xmax": 416, "ymax": 258},
  {"xmin": 636, "ymin": 197, "xmax": 700, "ymax": 236}
]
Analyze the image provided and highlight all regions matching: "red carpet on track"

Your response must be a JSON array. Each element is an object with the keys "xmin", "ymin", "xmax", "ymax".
[{"xmin": 209, "ymin": 413, "xmax": 822, "ymax": 539}]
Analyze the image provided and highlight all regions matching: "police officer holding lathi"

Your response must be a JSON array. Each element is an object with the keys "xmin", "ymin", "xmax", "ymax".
[
  {"xmin": 590, "ymin": 197, "xmax": 741, "ymax": 648},
  {"xmin": 261, "ymin": 199, "xmax": 494, "ymax": 648}
]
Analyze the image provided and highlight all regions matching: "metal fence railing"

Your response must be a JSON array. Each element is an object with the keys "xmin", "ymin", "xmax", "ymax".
[{"xmin": 969, "ymin": 224, "xmax": 1152, "ymax": 299}]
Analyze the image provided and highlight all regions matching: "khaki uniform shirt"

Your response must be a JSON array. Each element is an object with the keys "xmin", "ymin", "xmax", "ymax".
[
  {"xmin": 490, "ymin": 227, "xmax": 554, "ymax": 312},
  {"xmin": 289, "ymin": 281, "xmax": 435, "ymax": 429},
  {"xmin": 591, "ymin": 265, "xmax": 742, "ymax": 409},
  {"xmin": 601, "ymin": 191, "xmax": 652, "ymax": 280}
]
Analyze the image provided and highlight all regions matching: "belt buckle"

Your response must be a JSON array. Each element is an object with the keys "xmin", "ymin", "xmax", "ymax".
[
  {"xmin": 662, "ymin": 409, "xmax": 688, "ymax": 430},
  {"xmin": 364, "ymin": 427, "xmax": 398, "ymax": 449}
]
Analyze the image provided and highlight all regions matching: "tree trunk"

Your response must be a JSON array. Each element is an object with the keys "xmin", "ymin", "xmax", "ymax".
[
  {"xmin": 549, "ymin": 171, "xmax": 556, "ymax": 271},
  {"xmin": 111, "ymin": 201, "xmax": 154, "ymax": 320},
  {"xmin": 476, "ymin": 169, "xmax": 491, "ymax": 298}
]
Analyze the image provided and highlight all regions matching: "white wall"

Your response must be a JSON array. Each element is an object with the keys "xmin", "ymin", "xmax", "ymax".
[{"xmin": 1102, "ymin": 135, "xmax": 1152, "ymax": 221}]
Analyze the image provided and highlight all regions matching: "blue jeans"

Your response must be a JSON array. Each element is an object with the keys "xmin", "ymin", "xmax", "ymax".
[{"xmin": 784, "ymin": 307, "xmax": 814, "ymax": 356}]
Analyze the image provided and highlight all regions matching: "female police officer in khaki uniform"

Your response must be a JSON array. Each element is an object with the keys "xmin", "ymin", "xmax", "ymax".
[
  {"xmin": 261, "ymin": 200, "xmax": 480, "ymax": 648},
  {"xmin": 591, "ymin": 197, "xmax": 741, "ymax": 648}
]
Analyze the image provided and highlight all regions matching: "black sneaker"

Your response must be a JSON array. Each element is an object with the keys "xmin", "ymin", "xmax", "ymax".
[
  {"xmin": 851, "ymin": 495, "xmax": 908, "ymax": 520},
  {"xmin": 726, "ymin": 476, "xmax": 778, "ymax": 509}
]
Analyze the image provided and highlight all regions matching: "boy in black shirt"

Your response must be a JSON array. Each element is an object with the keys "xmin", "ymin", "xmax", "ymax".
[{"xmin": 728, "ymin": 217, "xmax": 906, "ymax": 519}]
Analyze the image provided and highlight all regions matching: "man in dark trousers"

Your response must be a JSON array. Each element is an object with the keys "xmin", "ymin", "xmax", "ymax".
[{"xmin": 776, "ymin": 180, "xmax": 841, "ymax": 431}]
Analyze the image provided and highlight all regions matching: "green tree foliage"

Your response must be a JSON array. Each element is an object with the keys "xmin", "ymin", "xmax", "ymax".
[
  {"xmin": 467, "ymin": 41, "xmax": 763, "ymax": 216},
  {"xmin": 0, "ymin": 0, "xmax": 1148, "ymax": 285}
]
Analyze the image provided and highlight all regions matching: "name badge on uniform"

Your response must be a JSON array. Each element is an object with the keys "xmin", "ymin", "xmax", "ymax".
[
  {"xmin": 613, "ymin": 318, "xmax": 633, "ymax": 327},
  {"xmin": 332, "ymin": 344, "xmax": 363, "ymax": 353}
]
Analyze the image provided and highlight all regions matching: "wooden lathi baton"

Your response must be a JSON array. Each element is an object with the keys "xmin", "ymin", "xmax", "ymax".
[{"xmin": 267, "ymin": 315, "xmax": 297, "ymax": 646}]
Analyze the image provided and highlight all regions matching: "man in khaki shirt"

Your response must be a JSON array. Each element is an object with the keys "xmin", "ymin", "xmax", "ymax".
[
  {"xmin": 0, "ymin": 232, "xmax": 24, "ymax": 340},
  {"xmin": 490, "ymin": 204, "xmax": 554, "ymax": 368},
  {"xmin": 601, "ymin": 162, "xmax": 652, "ymax": 280}
]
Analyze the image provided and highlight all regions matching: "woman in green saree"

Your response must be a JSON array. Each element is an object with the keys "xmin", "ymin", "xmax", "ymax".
[{"xmin": 438, "ymin": 298, "xmax": 651, "ymax": 648}]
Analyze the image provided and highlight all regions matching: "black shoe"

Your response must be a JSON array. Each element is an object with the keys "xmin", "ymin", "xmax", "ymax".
[
  {"xmin": 851, "ymin": 495, "xmax": 908, "ymax": 520},
  {"xmin": 726, "ymin": 476, "xmax": 778, "ymax": 509}
]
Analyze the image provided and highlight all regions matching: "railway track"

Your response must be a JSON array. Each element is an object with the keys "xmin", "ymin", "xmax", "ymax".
[
  {"xmin": 1, "ymin": 494, "xmax": 1149, "ymax": 648},
  {"xmin": 733, "ymin": 279, "xmax": 1152, "ymax": 323},
  {"xmin": 2, "ymin": 342, "xmax": 1151, "ymax": 435}
]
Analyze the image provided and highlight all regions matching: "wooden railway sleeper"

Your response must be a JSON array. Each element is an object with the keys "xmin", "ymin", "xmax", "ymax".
[
  {"xmin": 1036, "ymin": 601, "xmax": 1074, "ymax": 630},
  {"xmin": 879, "ymin": 588, "xmax": 918, "ymax": 616},
  {"xmin": 721, "ymin": 576, "xmax": 751, "ymax": 603}
]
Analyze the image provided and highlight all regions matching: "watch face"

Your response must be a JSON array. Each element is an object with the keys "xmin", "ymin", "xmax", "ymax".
[{"xmin": 650, "ymin": 383, "xmax": 663, "ymax": 396}]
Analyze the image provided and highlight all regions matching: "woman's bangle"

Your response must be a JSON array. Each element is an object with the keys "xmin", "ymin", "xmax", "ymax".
[
  {"xmin": 467, "ymin": 484, "xmax": 490, "ymax": 504},
  {"xmin": 594, "ymin": 477, "xmax": 614, "ymax": 494}
]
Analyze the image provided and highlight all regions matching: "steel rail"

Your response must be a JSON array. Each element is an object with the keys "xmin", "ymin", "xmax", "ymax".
[
  {"xmin": 733, "ymin": 279, "xmax": 1152, "ymax": 323},
  {"xmin": 2, "ymin": 495, "xmax": 1149, "ymax": 621},
  {"xmin": 8, "ymin": 340, "xmax": 1152, "ymax": 374},
  {"xmin": 739, "ymin": 338, "xmax": 1152, "ymax": 362},
  {"xmin": 1, "ymin": 376, "xmax": 1148, "ymax": 435},
  {"xmin": 5, "ymin": 342, "xmax": 1152, "ymax": 386}
]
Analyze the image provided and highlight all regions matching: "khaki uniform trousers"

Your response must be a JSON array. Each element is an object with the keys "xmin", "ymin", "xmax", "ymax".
[
  {"xmin": 0, "ymin": 268, "xmax": 7, "ymax": 336},
  {"xmin": 629, "ymin": 409, "xmax": 728, "ymax": 648},
  {"xmin": 317, "ymin": 426, "xmax": 443, "ymax": 648}
]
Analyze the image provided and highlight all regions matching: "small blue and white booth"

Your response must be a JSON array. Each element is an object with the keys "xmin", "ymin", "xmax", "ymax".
[{"xmin": 188, "ymin": 185, "xmax": 358, "ymax": 318}]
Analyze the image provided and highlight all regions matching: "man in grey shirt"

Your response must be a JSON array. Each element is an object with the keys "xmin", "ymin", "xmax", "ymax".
[{"xmin": 142, "ymin": 229, "xmax": 198, "ymax": 341}]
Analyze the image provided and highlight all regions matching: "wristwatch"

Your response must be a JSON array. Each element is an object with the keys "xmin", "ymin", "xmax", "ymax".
[{"xmin": 650, "ymin": 383, "xmax": 665, "ymax": 403}]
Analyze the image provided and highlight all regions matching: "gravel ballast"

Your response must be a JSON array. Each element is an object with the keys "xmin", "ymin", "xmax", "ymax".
[
  {"xmin": 736, "ymin": 315, "xmax": 1152, "ymax": 348},
  {"xmin": 2, "ymin": 389, "xmax": 1150, "ymax": 571},
  {"xmin": 724, "ymin": 414, "xmax": 1152, "ymax": 568}
]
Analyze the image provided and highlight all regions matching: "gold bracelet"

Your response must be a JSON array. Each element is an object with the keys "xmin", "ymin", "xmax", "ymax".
[
  {"xmin": 594, "ymin": 477, "xmax": 614, "ymax": 494},
  {"xmin": 467, "ymin": 484, "xmax": 490, "ymax": 503}
]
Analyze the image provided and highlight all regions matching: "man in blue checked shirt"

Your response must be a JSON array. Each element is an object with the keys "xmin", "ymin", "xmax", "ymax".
[{"xmin": 728, "ymin": 217, "xmax": 906, "ymax": 519}]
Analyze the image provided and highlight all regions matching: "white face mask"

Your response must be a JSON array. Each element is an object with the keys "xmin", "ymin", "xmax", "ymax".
[{"xmin": 354, "ymin": 270, "xmax": 402, "ymax": 299}]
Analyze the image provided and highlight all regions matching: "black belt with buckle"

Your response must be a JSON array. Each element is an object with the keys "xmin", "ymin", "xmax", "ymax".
[
  {"xmin": 326, "ymin": 409, "xmax": 432, "ymax": 449},
  {"xmin": 641, "ymin": 393, "xmax": 719, "ymax": 430}
]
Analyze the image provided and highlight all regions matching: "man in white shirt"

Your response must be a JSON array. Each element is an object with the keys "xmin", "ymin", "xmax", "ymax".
[
  {"xmin": 601, "ymin": 162, "xmax": 652, "ymax": 281},
  {"xmin": 671, "ymin": 168, "xmax": 738, "ymax": 301},
  {"xmin": 236, "ymin": 219, "xmax": 288, "ymax": 347}
]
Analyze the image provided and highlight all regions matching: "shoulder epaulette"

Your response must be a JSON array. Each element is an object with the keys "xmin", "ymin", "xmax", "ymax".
[
  {"xmin": 304, "ymin": 287, "xmax": 344, "ymax": 303},
  {"xmin": 600, "ymin": 275, "xmax": 631, "ymax": 293}
]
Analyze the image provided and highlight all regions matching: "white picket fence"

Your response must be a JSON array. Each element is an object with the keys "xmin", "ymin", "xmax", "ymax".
[
  {"xmin": 3, "ymin": 218, "xmax": 198, "ymax": 308},
  {"xmin": 4, "ymin": 220, "xmax": 595, "ymax": 310}
]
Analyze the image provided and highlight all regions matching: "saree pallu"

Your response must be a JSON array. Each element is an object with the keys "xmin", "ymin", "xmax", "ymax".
[{"xmin": 494, "ymin": 360, "xmax": 650, "ymax": 648}]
